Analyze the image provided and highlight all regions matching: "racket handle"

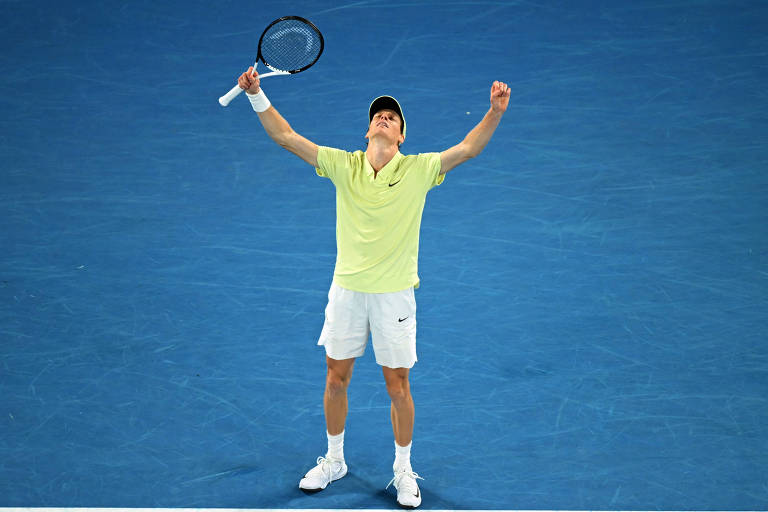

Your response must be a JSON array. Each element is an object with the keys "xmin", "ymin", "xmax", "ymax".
[{"xmin": 219, "ymin": 83, "xmax": 244, "ymax": 107}]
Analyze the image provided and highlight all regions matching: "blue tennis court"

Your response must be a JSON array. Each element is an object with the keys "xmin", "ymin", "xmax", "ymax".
[{"xmin": 1, "ymin": 0, "xmax": 766, "ymax": 509}]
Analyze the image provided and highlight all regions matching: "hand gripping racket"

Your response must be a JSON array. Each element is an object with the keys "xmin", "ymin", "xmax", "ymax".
[{"xmin": 218, "ymin": 16, "xmax": 324, "ymax": 107}]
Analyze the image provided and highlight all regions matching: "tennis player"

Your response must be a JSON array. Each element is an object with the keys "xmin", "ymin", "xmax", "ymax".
[{"xmin": 237, "ymin": 67, "xmax": 509, "ymax": 509}]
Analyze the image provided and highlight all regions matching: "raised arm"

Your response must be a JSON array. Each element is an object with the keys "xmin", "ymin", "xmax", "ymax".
[
  {"xmin": 439, "ymin": 81, "xmax": 510, "ymax": 175},
  {"xmin": 238, "ymin": 67, "xmax": 319, "ymax": 168}
]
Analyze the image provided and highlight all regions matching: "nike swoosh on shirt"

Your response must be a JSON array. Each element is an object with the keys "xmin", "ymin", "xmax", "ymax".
[{"xmin": 388, "ymin": 179, "xmax": 401, "ymax": 187}]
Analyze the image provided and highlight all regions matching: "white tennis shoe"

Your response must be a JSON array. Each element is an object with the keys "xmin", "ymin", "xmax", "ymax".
[
  {"xmin": 299, "ymin": 456, "xmax": 347, "ymax": 492},
  {"xmin": 387, "ymin": 467, "xmax": 424, "ymax": 509}
]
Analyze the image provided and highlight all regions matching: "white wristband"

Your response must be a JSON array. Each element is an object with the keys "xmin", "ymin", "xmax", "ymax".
[{"xmin": 246, "ymin": 89, "xmax": 271, "ymax": 113}]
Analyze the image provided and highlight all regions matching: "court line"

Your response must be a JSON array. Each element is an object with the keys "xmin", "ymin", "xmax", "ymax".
[{"xmin": 0, "ymin": 509, "xmax": 751, "ymax": 512}]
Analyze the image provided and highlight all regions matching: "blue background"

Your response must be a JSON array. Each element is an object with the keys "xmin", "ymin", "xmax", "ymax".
[{"xmin": 1, "ymin": 0, "xmax": 767, "ymax": 509}]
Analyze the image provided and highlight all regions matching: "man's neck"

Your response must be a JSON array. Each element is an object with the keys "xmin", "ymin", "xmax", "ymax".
[{"xmin": 365, "ymin": 140, "xmax": 399, "ymax": 176}]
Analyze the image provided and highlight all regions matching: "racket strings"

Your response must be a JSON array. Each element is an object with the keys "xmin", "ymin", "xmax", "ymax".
[{"xmin": 260, "ymin": 19, "xmax": 323, "ymax": 73}]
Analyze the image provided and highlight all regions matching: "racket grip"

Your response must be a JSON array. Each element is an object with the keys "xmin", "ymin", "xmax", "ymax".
[{"xmin": 219, "ymin": 83, "xmax": 245, "ymax": 107}]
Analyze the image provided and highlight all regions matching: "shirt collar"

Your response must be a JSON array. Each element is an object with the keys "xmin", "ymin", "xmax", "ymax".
[{"xmin": 364, "ymin": 151, "xmax": 403, "ymax": 181}]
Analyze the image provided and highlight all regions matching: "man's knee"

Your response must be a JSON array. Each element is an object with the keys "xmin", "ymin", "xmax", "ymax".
[
  {"xmin": 326, "ymin": 357, "xmax": 354, "ymax": 396},
  {"xmin": 326, "ymin": 371, "xmax": 350, "ymax": 396},
  {"xmin": 384, "ymin": 369, "xmax": 411, "ymax": 403}
]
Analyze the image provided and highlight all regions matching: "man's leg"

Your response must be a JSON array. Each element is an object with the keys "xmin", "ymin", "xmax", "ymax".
[
  {"xmin": 300, "ymin": 355, "xmax": 356, "ymax": 492},
  {"xmin": 382, "ymin": 366, "xmax": 414, "ymax": 448},
  {"xmin": 325, "ymin": 355, "xmax": 356, "ymax": 435},
  {"xmin": 383, "ymin": 366, "xmax": 422, "ymax": 508}
]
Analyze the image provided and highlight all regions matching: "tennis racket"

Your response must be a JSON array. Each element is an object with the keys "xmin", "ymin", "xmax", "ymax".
[{"xmin": 218, "ymin": 16, "xmax": 324, "ymax": 107}]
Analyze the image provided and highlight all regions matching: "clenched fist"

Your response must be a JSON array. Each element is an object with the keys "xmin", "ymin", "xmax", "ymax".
[
  {"xmin": 238, "ymin": 67, "xmax": 261, "ymax": 94},
  {"xmin": 490, "ymin": 81, "xmax": 510, "ymax": 113}
]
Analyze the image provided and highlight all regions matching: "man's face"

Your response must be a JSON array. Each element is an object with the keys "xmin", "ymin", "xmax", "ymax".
[{"xmin": 366, "ymin": 109, "xmax": 404, "ymax": 145}]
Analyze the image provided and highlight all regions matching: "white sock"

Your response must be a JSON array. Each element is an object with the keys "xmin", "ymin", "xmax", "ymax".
[
  {"xmin": 327, "ymin": 431, "xmax": 345, "ymax": 461},
  {"xmin": 394, "ymin": 441, "xmax": 412, "ymax": 471}
]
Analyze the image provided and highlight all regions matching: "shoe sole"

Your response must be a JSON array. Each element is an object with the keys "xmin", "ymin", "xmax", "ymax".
[{"xmin": 396, "ymin": 497, "xmax": 421, "ymax": 510}]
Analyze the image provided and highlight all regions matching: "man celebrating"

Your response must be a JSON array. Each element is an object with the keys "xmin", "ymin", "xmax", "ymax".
[{"xmin": 236, "ymin": 68, "xmax": 509, "ymax": 508}]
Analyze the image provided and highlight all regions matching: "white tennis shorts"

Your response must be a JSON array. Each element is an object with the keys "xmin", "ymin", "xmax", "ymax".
[{"xmin": 318, "ymin": 281, "xmax": 417, "ymax": 369}]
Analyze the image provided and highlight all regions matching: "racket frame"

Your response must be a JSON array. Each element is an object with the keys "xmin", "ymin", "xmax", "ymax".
[
  {"xmin": 259, "ymin": 15, "xmax": 324, "ymax": 74},
  {"xmin": 218, "ymin": 15, "xmax": 323, "ymax": 107}
]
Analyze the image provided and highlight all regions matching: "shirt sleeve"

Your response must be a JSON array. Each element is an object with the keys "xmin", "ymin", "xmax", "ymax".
[
  {"xmin": 315, "ymin": 146, "xmax": 349, "ymax": 184},
  {"xmin": 419, "ymin": 152, "xmax": 445, "ymax": 190}
]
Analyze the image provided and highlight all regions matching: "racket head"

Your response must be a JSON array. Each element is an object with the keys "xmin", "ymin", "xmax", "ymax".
[{"xmin": 257, "ymin": 16, "xmax": 324, "ymax": 74}]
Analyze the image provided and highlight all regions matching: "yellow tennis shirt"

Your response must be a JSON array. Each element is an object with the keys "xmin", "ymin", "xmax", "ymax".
[{"xmin": 316, "ymin": 146, "xmax": 444, "ymax": 293}]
